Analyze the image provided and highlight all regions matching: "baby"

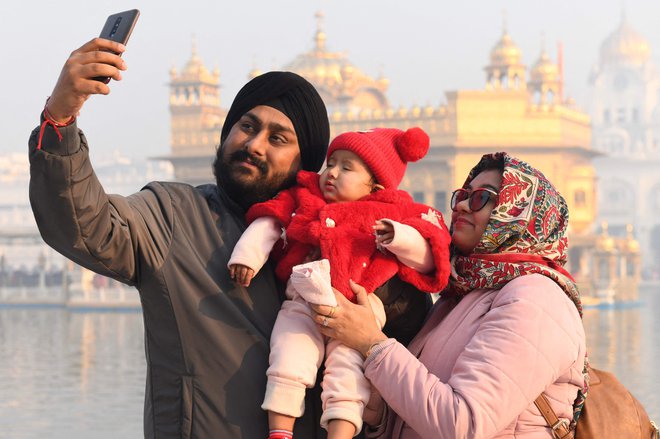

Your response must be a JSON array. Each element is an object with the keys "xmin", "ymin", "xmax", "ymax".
[{"xmin": 229, "ymin": 127, "xmax": 451, "ymax": 439}]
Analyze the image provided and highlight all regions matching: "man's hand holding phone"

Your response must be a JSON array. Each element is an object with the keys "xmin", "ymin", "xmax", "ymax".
[
  {"xmin": 46, "ymin": 39, "xmax": 127, "ymax": 124},
  {"xmin": 46, "ymin": 10, "xmax": 139, "ymax": 123}
]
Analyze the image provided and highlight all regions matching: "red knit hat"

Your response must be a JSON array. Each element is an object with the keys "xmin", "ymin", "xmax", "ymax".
[{"xmin": 327, "ymin": 127, "xmax": 430, "ymax": 189}]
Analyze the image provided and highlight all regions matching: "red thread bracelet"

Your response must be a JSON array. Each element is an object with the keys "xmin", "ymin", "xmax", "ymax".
[{"xmin": 36, "ymin": 98, "xmax": 76, "ymax": 150}]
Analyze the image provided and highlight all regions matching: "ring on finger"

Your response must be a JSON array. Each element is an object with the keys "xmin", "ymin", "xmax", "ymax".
[
  {"xmin": 328, "ymin": 306, "xmax": 337, "ymax": 318},
  {"xmin": 322, "ymin": 317, "xmax": 329, "ymax": 327}
]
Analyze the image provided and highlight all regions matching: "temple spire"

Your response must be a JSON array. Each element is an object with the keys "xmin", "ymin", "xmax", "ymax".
[
  {"xmin": 191, "ymin": 34, "xmax": 198, "ymax": 59},
  {"xmin": 314, "ymin": 10, "xmax": 326, "ymax": 52},
  {"xmin": 502, "ymin": 9, "xmax": 508, "ymax": 35}
]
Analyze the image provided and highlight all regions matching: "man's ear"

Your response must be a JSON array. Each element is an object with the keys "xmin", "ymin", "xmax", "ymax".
[{"xmin": 372, "ymin": 183, "xmax": 385, "ymax": 193}]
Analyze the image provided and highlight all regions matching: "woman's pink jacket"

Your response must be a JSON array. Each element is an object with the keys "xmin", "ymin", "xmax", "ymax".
[{"xmin": 364, "ymin": 274, "xmax": 587, "ymax": 438}]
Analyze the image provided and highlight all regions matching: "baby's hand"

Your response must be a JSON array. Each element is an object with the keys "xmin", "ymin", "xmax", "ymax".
[
  {"xmin": 229, "ymin": 264, "xmax": 255, "ymax": 287},
  {"xmin": 373, "ymin": 220, "xmax": 395, "ymax": 246},
  {"xmin": 302, "ymin": 247, "xmax": 322, "ymax": 264}
]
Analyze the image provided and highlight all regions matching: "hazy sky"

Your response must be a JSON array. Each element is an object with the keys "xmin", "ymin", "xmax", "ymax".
[{"xmin": 3, "ymin": 0, "xmax": 659, "ymax": 161}]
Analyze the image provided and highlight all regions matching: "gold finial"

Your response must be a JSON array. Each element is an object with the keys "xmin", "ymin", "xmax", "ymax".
[
  {"xmin": 540, "ymin": 31, "xmax": 546, "ymax": 53},
  {"xmin": 315, "ymin": 10, "xmax": 326, "ymax": 52},
  {"xmin": 248, "ymin": 56, "xmax": 262, "ymax": 79},
  {"xmin": 315, "ymin": 10, "xmax": 325, "ymax": 30},
  {"xmin": 191, "ymin": 34, "xmax": 198, "ymax": 58},
  {"xmin": 597, "ymin": 221, "xmax": 616, "ymax": 252},
  {"xmin": 502, "ymin": 9, "xmax": 508, "ymax": 35},
  {"xmin": 624, "ymin": 223, "xmax": 640, "ymax": 252},
  {"xmin": 537, "ymin": 32, "xmax": 550, "ymax": 62},
  {"xmin": 601, "ymin": 221, "xmax": 609, "ymax": 235}
]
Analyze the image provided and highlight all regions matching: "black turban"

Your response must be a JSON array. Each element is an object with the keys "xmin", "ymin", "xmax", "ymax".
[{"xmin": 220, "ymin": 71, "xmax": 330, "ymax": 172}]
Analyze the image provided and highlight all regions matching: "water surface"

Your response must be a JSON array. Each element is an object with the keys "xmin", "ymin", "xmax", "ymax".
[{"xmin": 0, "ymin": 288, "xmax": 658, "ymax": 438}]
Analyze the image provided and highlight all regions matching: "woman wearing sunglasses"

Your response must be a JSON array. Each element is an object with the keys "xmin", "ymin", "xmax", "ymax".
[{"xmin": 311, "ymin": 152, "xmax": 587, "ymax": 438}]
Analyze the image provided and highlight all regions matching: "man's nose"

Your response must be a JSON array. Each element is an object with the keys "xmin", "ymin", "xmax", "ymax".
[{"xmin": 245, "ymin": 132, "xmax": 268, "ymax": 156}]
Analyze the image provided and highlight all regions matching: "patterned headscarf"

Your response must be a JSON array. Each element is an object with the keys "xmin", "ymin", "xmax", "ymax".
[
  {"xmin": 445, "ymin": 151, "xmax": 587, "ymax": 424},
  {"xmin": 445, "ymin": 152, "xmax": 582, "ymax": 315}
]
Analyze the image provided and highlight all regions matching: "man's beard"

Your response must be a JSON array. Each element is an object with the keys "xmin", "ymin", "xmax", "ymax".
[{"xmin": 213, "ymin": 146, "xmax": 298, "ymax": 210}]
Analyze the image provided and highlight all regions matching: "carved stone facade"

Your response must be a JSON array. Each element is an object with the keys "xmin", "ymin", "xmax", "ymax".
[{"xmin": 159, "ymin": 40, "xmax": 226, "ymax": 185}]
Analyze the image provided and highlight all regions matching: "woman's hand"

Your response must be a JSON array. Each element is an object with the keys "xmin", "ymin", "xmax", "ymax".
[
  {"xmin": 47, "ymin": 38, "xmax": 127, "ymax": 123},
  {"xmin": 311, "ymin": 280, "xmax": 388, "ymax": 358}
]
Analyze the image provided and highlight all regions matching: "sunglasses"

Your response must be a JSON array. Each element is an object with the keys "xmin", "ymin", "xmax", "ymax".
[{"xmin": 450, "ymin": 187, "xmax": 499, "ymax": 212}]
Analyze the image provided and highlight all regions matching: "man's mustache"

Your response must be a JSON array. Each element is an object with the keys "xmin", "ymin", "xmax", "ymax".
[{"xmin": 229, "ymin": 149, "xmax": 268, "ymax": 175}]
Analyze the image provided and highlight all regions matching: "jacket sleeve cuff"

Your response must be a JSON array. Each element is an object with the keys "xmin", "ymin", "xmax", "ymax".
[
  {"xmin": 380, "ymin": 219, "xmax": 434, "ymax": 274},
  {"xmin": 364, "ymin": 338, "xmax": 397, "ymax": 365},
  {"xmin": 31, "ymin": 112, "xmax": 82, "ymax": 156},
  {"xmin": 227, "ymin": 216, "xmax": 281, "ymax": 272}
]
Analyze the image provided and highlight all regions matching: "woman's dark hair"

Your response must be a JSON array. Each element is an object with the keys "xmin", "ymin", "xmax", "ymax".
[{"xmin": 469, "ymin": 154, "xmax": 505, "ymax": 181}]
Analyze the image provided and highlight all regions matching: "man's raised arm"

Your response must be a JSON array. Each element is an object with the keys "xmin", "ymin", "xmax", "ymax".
[{"xmin": 29, "ymin": 38, "xmax": 169, "ymax": 286}]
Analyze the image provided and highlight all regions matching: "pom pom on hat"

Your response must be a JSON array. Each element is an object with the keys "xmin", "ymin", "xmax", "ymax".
[
  {"xmin": 327, "ymin": 127, "xmax": 430, "ymax": 189},
  {"xmin": 396, "ymin": 127, "xmax": 429, "ymax": 162}
]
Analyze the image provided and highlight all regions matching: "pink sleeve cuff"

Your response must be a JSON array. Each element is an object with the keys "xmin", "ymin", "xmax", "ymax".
[
  {"xmin": 228, "ymin": 216, "xmax": 281, "ymax": 271},
  {"xmin": 380, "ymin": 219, "xmax": 434, "ymax": 273}
]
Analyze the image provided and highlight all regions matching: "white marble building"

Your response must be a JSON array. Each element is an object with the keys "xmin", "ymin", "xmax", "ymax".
[{"xmin": 588, "ymin": 13, "xmax": 660, "ymax": 277}]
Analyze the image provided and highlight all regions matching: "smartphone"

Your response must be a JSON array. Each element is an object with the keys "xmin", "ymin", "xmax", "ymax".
[{"xmin": 93, "ymin": 9, "xmax": 140, "ymax": 83}]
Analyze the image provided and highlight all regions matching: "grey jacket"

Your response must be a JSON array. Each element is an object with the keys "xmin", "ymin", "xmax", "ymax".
[{"xmin": 28, "ymin": 119, "xmax": 430, "ymax": 438}]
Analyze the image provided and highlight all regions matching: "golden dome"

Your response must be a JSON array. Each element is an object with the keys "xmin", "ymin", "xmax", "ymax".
[
  {"xmin": 530, "ymin": 49, "xmax": 559, "ymax": 84},
  {"xmin": 599, "ymin": 16, "xmax": 650, "ymax": 67},
  {"xmin": 284, "ymin": 50, "xmax": 356, "ymax": 88},
  {"xmin": 283, "ymin": 10, "xmax": 351, "ymax": 86},
  {"xmin": 490, "ymin": 31, "xmax": 523, "ymax": 67},
  {"xmin": 282, "ymin": 11, "xmax": 389, "ymax": 111},
  {"xmin": 176, "ymin": 39, "xmax": 218, "ymax": 85}
]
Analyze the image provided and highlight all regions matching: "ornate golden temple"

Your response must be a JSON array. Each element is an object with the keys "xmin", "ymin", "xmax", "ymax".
[
  {"xmin": 164, "ymin": 39, "xmax": 226, "ymax": 182},
  {"xmin": 161, "ymin": 13, "xmax": 641, "ymax": 302}
]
